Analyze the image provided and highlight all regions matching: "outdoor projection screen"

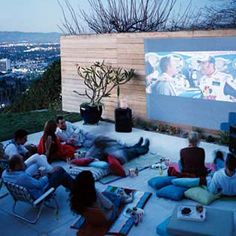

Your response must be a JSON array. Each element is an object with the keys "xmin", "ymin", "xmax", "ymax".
[{"xmin": 144, "ymin": 37, "xmax": 236, "ymax": 130}]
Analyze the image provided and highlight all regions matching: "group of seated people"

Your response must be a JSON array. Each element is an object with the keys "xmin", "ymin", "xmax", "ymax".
[
  {"xmin": 1, "ymin": 118, "xmax": 236, "ymax": 228},
  {"xmin": 1, "ymin": 116, "xmax": 150, "ymax": 223}
]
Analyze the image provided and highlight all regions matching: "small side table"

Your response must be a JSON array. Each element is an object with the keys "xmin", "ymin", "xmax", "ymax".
[
  {"xmin": 115, "ymin": 108, "xmax": 132, "ymax": 132},
  {"xmin": 167, "ymin": 206, "xmax": 234, "ymax": 236}
]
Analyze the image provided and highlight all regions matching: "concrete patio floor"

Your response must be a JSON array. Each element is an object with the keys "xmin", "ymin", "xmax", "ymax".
[{"xmin": 1, "ymin": 121, "xmax": 235, "ymax": 236}]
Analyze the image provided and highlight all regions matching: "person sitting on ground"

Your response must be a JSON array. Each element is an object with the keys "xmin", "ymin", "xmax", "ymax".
[
  {"xmin": 56, "ymin": 116, "xmax": 95, "ymax": 148},
  {"xmin": 213, "ymin": 150, "xmax": 225, "ymax": 171},
  {"xmin": 38, "ymin": 120, "xmax": 76, "ymax": 163},
  {"xmin": 208, "ymin": 152, "xmax": 236, "ymax": 196},
  {"xmin": 179, "ymin": 131, "xmax": 208, "ymax": 177},
  {"xmin": 70, "ymin": 170, "xmax": 132, "ymax": 223},
  {"xmin": 4, "ymin": 129, "xmax": 52, "ymax": 175},
  {"xmin": 4, "ymin": 129, "xmax": 37, "ymax": 160},
  {"xmin": 2, "ymin": 154, "xmax": 74, "ymax": 199}
]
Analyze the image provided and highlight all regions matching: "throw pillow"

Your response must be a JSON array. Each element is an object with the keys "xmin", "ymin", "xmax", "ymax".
[
  {"xmin": 88, "ymin": 161, "xmax": 109, "ymax": 169},
  {"xmin": 172, "ymin": 178, "xmax": 200, "ymax": 188},
  {"xmin": 148, "ymin": 176, "xmax": 177, "ymax": 190},
  {"xmin": 71, "ymin": 158, "xmax": 94, "ymax": 166},
  {"xmin": 156, "ymin": 185, "xmax": 188, "ymax": 201},
  {"xmin": 184, "ymin": 186, "xmax": 220, "ymax": 205},
  {"xmin": 107, "ymin": 155, "xmax": 126, "ymax": 177}
]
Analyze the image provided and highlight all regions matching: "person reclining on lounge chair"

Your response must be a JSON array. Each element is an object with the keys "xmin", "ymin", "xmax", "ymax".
[
  {"xmin": 56, "ymin": 116, "xmax": 150, "ymax": 164},
  {"xmin": 208, "ymin": 152, "xmax": 236, "ymax": 196},
  {"xmin": 2, "ymin": 155, "xmax": 74, "ymax": 199}
]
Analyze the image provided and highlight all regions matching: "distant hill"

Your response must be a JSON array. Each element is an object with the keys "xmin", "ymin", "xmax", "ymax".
[{"xmin": 0, "ymin": 31, "xmax": 61, "ymax": 44}]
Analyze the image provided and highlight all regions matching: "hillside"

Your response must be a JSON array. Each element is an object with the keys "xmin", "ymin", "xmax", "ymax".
[{"xmin": 0, "ymin": 31, "xmax": 61, "ymax": 44}]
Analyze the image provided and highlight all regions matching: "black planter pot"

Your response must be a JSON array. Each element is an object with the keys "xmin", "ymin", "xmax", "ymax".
[{"xmin": 80, "ymin": 104, "xmax": 103, "ymax": 125}]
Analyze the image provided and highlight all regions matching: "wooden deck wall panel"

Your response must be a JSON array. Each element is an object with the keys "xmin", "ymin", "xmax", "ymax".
[{"xmin": 61, "ymin": 29, "xmax": 236, "ymax": 123}]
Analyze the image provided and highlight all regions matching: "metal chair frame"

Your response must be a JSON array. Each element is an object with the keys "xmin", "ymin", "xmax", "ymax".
[
  {"xmin": 4, "ymin": 181, "xmax": 59, "ymax": 224},
  {"xmin": 0, "ymin": 159, "xmax": 9, "ymax": 199}
]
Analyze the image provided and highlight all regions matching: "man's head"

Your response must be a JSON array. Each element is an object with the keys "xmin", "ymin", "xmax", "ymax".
[
  {"xmin": 188, "ymin": 131, "xmax": 200, "ymax": 147},
  {"xmin": 8, "ymin": 154, "xmax": 25, "ymax": 171},
  {"xmin": 159, "ymin": 56, "xmax": 178, "ymax": 77},
  {"xmin": 198, "ymin": 56, "xmax": 215, "ymax": 76},
  {"xmin": 14, "ymin": 129, "xmax": 28, "ymax": 145},
  {"xmin": 145, "ymin": 53, "xmax": 160, "ymax": 68},
  {"xmin": 56, "ymin": 116, "xmax": 67, "ymax": 130},
  {"xmin": 225, "ymin": 153, "xmax": 236, "ymax": 177}
]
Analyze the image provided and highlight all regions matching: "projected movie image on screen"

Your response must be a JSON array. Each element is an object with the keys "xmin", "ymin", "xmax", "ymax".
[{"xmin": 145, "ymin": 51, "xmax": 236, "ymax": 103}]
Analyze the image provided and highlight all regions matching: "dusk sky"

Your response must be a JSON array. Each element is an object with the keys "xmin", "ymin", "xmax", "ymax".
[{"xmin": 0, "ymin": 0, "xmax": 216, "ymax": 33}]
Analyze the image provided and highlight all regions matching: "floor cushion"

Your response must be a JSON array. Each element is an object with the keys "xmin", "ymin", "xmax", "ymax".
[
  {"xmin": 184, "ymin": 186, "xmax": 220, "ymax": 205},
  {"xmin": 156, "ymin": 185, "xmax": 188, "ymax": 201},
  {"xmin": 107, "ymin": 155, "xmax": 126, "ymax": 177},
  {"xmin": 156, "ymin": 217, "xmax": 171, "ymax": 236},
  {"xmin": 171, "ymin": 178, "xmax": 200, "ymax": 188},
  {"xmin": 148, "ymin": 176, "xmax": 176, "ymax": 190},
  {"xmin": 88, "ymin": 161, "xmax": 109, "ymax": 169}
]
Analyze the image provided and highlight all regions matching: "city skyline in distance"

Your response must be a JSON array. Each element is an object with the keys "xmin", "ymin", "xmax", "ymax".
[{"xmin": 0, "ymin": 0, "xmax": 214, "ymax": 33}]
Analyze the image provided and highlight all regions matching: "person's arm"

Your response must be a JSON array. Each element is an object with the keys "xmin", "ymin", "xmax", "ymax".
[
  {"xmin": 97, "ymin": 191, "xmax": 113, "ymax": 210},
  {"xmin": 45, "ymin": 136, "xmax": 53, "ymax": 158},
  {"xmin": 179, "ymin": 149, "xmax": 185, "ymax": 171},
  {"xmin": 208, "ymin": 172, "xmax": 220, "ymax": 194},
  {"xmin": 4, "ymin": 143, "xmax": 18, "ymax": 158},
  {"xmin": 55, "ymin": 128, "xmax": 67, "ymax": 143},
  {"xmin": 226, "ymin": 74, "xmax": 236, "ymax": 90},
  {"xmin": 18, "ymin": 173, "xmax": 49, "ymax": 190}
]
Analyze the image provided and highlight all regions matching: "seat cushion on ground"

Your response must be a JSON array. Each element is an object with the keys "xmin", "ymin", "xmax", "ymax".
[
  {"xmin": 184, "ymin": 186, "xmax": 220, "ymax": 205},
  {"xmin": 71, "ymin": 158, "xmax": 94, "ymax": 166},
  {"xmin": 107, "ymin": 155, "xmax": 126, "ymax": 177},
  {"xmin": 148, "ymin": 176, "xmax": 177, "ymax": 190},
  {"xmin": 172, "ymin": 178, "xmax": 200, "ymax": 188},
  {"xmin": 156, "ymin": 217, "xmax": 171, "ymax": 236},
  {"xmin": 88, "ymin": 161, "xmax": 109, "ymax": 169},
  {"xmin": 156, "ymin": 185, "xmax": 188, "ymax": 201}
]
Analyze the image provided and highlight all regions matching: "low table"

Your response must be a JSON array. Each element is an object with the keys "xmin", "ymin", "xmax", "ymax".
[{"xmin": 167, "ymin": 206, "xmax": 234, "ymax": 236}]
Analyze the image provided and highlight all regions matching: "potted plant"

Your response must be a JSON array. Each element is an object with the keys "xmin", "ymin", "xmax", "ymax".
[{"xmin": 74, "ymin": 61, "xmax": 135, "ymax": 124}]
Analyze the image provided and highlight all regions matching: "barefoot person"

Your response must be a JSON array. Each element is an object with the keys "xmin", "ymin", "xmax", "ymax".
[{"xmin": 55, "ymin": 116, "xmax": 150, "ymax": 164}]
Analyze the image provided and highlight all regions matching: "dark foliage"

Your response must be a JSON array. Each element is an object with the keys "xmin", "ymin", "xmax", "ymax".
[{"xmin": 5, "ymin": 60, "xmax": 61, "ymax": 113}]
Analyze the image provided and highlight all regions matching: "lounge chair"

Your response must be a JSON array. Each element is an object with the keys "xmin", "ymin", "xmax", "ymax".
[
  {"xmin": 0, "ymin": 159, "xmax": 9, "ymax": 199},
  {"xmin": 4, "ymin": 181, "xmax": 59, "ymax": 224}
]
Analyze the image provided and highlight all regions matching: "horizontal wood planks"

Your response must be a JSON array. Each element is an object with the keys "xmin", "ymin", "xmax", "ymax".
[{"xmin": 61, "ymin": 29, "xmax": 236, "ymax": 122}]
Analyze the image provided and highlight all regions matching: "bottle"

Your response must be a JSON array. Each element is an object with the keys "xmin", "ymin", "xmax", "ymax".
[
  {"xmin": 135, "ymin": 167, "xmax": 139, "ymax": 176},
  {"xmin": 159, "ymin": 165, "xmax": 163, "ymax": 176}
]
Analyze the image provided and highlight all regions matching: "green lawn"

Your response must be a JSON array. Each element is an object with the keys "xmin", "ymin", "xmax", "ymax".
[{"xmin": 0, "ymin": 110, "xmax": 81, "ymax": 142}]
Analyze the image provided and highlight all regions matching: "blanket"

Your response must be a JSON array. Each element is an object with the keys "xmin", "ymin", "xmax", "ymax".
[
  {"xmin": 99, "ymin": 153, "xmax": 161, "ymax": 184},
  {"xmin": 51, "ymin": 161, "xmax": 110, "ymax": 181}
]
